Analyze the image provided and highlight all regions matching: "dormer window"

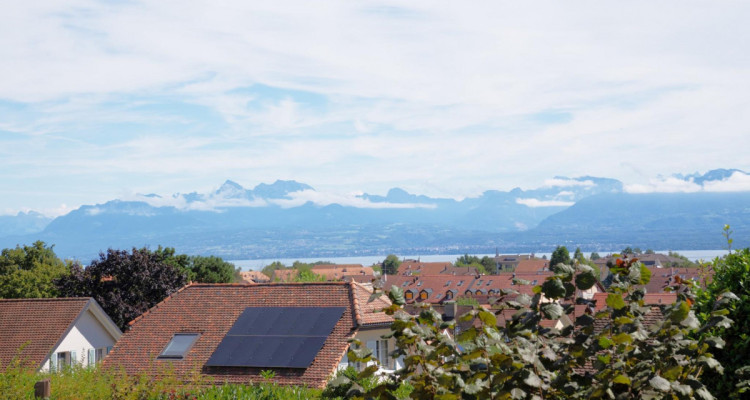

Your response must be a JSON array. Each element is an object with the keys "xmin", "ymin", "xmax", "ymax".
[
  {"xmin": 419, "ymin": 291, "xmax": 428, "ymax": 300},
  {"xmin": 446, "ymin": 291, "xmax": 454, "ymax": 300},
  {"xmin": 405, "ymin": 291, "xmax": 414, "ymax": 300},
  {"xmin": 465, "ymin": 290, "xmax": 472, "ymax": 296},
  {"xmin": 158, "ymin": 333, "xmax": 200, "ymax": 360}
]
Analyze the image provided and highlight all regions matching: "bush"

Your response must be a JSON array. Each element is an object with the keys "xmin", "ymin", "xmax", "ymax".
[{"xmin": 334, "ymin": 257, "xmax": 735, "ymax": 399}]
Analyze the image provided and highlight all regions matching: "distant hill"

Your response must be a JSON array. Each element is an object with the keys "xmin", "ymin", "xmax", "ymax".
[{"xmin": 1, "ymin": 170, "xmax": 749, "ymax": 260}]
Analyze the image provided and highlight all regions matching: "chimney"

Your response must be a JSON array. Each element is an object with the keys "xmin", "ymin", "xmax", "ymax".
[{"xmin": 444, "ymin": 301, "xmax": 457, "ymax": 320}]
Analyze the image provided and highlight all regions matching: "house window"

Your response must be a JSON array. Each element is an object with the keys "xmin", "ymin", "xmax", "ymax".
[
  {"xmin": 446, "ymin": 291, "xmax": 453, "ymax": 300},
  {"xmin": 405, "ymin": 291, "xmax": 414, "ymax": 300},
  {"xmin": 476, "ymin": 280, "xmax": 483, "ymax": 286},
  {"xmin": 159, "ymin": 333, "xmax": 200, "ymax": 359},
  {"xmin": 445, "ymin": 280, "xmax": 451, "ymax": 286},
  {"xmin": 457, "ymin": 280, "xmax": 464, "ymax": 286},
  {"xmin": 487, "ymin": 280, "xmax": 492, "ymax": 286},
  {"xmin": 375, "ymin": 340, "xmax": 393, "ymax": 370},
  {"xmin": 419, "ymin": 291, "xmax": 428, "ymax": 300}
]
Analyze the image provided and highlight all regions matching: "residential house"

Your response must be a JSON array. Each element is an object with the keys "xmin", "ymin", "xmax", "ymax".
[
  {"xmin": 340, "ymin": 282, "xmax": 401, "ymax": 373},
  {"xmin": 102, "ymin": 282, "xmax": 397, "ymax": 388},
  {"xmin": 492, "ymin": 254, "xmax": 532, "ymax": 273},
  {"xmin": 0, "ymin": 298, "xmax": 122, "ymax": 372}
]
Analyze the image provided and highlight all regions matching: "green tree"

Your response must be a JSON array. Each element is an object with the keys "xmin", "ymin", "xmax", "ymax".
[
  {"xmin": 189, "ymin": 255, "xmax": 239, "ymax": 283},
  {"xmin": 261, "ymin": 261, "xmax": 287, "ymax": 280},
  {"xmin": 455, "ymin": 254, "xmax": 490, "ymax": 274},
  {"xmin": 549, "ymin": 245, "xmax": 570, "ymax": 267},
  {"xmin": 590, "ymin": 252, "xmax": 601, "ymax": 260},
  {"xmin": 0, "ymin": 241, "xmax": 69, "ymax": 298},
  {"xmin": 382, "ymin": 254, "xmax": 401, "ymax": 275},
  {"xmin": 645, "ymin": 248, "xmax": 655, "ymax": 254},
  {"xmin": 696, "ymin": 246, "xmax": 750, "ymax": 398},
  {"xmin": 573, "ymin": 247, "xmax": 585, "ymax": 263},
  {"xmin": 56, "ymin": 248, "xmax": 188, "ymax": 331}
]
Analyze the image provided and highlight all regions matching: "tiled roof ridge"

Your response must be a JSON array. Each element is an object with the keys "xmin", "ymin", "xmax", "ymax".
[
  {"xmin": 349, "ymin": 282, "xmax": 363, "ymax": 326},
  {"xmin": 188, "ymin": 281, "xmax": 350, "ymax": 287},
  {"xmin": 0, "ymin": 297, "xmax": 91, "ymax": 303},
  {"xmin": 127, "ymin": 281, "xmax": 354, "ymax": 326}
]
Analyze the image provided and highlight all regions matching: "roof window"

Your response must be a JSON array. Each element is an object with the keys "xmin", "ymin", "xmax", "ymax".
[{"xmin": 159, "ymin": 333, "xmax": 200, "ymax": 360}]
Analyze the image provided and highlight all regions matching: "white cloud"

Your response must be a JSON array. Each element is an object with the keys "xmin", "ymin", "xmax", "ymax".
[
  {"xmin": 624, "ymin": 171, "xmax": 750, "ymax": 193},
  {"xmin": 515, "ymin": 198, "xmax": 575, "ymax": 208},
  {"xmin": 1, "ymin": 1, "xmax": 750, "ymax": 212},
  {"xmin": 271, "ymin": 190, "xmax": 437, "ymax": 209},
  {"xmin": 544, "ymin": 178, "xmax": 596, "ymax": 188}
]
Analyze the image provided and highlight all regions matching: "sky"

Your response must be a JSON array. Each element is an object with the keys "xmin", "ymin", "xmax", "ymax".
[{"xmin": 2, "ymin": 1, "xmax": 750, "ymax": 216}]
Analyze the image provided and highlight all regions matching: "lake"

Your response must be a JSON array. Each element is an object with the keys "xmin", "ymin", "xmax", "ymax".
[{"xmin": 229, "ymin": 249, "xmax": 729, "ymax": 271}]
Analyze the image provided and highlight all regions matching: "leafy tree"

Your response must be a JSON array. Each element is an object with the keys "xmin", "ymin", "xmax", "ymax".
[
  {"xmin": 56, "ymin": 248, "xmax": 188, "ymax": 331},
  {"xmin": 622, "ymin": 246, "xmax": 634, "ymax": 255},
  {"xmin": 549, "ymin": 245, "xmax": 570, "ymax": 267},
  {"xmin": 382, "ymin": 254, "xmax": 401, "ymax": 275},
  {"xmin": 645, "ymin": 248, "xmax": 655, "ymax": 254},
  {"xmin": 189, "ymin": 255, "xmax": 239, "ymax": 283},
  {"xmin": 334, "ymin": 257, "xmax": 735, "ymax": 399},
  {"xmin": 696, "ymin": 246, "xmax": 750, "ymax": 398},
  {"xmin": 455, "ymin": 254, "xmax": 490, "ymax": 275},
  {"xmin": 294, "ymin": 267, "xmax": 326, "ymax": 282},
  {"xmin": 573, "ymin": 247, "xmax": 585, "ymax": 263},
  {"xmin": 0, "ymin": 241, "xmax": 69, "ymax": 298},
  {"xmin": 261, "ymin": 261, "xmax": 287, "ymax": 280},
  {"xmin": 590, "ymin": 252, "xmax": 601, "ymax": 261}
]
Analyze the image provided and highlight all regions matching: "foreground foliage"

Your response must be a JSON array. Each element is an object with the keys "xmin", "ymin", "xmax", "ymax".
[
  {"xmin": 334, "ymin": 256, "xmax": 736, "ymax": 399},
  {"xmin": 0, "ymin": 361, "xmax": 320, "ymax": 400},
  {"xmin": 696, "ymin": 245, "xmax": 750, "ymax": 398}
]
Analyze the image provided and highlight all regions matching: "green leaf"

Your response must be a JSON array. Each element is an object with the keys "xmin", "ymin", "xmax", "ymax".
[
  {"xmin": 389, "ymin": 286, "xmax": 405, "ymax": 306},
  {"xmin": 598, "ymin": 336, "xmax": 614, "ymax": 349},
  {"xmin": 612, "ymin": 332, "xmax": 632, "ymax": 344},
  {"xmin": 541, "ymin": 278, "xmax": 566, "ymax": 299},
  {"xmin": 670, "ymin": 301, "xmax": 690, "ymax": 323},
  {"xmin": 613, "ymin": 375, "xmax": 631, "ymax": 385},
  {"xmin": 541, "ymin": 303, "xmax": 563, "ymax": 320},
  {"xmin": 639, "ymin": 263, "xmax": 652, "ymax": 285},
  {"xmin": 575, "ymin": 267, "xmax": 597, "ymax": 290},
  {"xmin": 649, "ymin": 375, "xmax": 671, "ymax": 392},
  {"xmin": 606, "ymin": 293, "xmax": 626, "ymax": 310},
  {"xmin": 663, "ymin": 365, "xmax": 683, "ymax": 381},
  {"xmin": 478, "ymin": 310, "xmax": 497, "ymax": 327}
]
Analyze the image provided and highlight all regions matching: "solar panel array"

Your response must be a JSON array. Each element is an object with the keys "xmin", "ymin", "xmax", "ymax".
[{"xmin": 205, "ymin": 306, "xmax": 345, "ymax": 369}]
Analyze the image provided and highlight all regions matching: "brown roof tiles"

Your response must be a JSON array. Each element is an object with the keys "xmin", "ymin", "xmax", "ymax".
[
  {"xmin": 0, "ymin": 298, "xmax": 93, "ymax": 370},
  {"xmin": 103, "ymin": 282, "xmax": 388, "ymax": 388}
]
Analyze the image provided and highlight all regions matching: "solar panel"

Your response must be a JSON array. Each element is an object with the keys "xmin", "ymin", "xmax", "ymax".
[{"xmin": 205, "ymin": 307, "xmax": 345, "ymax": 369}]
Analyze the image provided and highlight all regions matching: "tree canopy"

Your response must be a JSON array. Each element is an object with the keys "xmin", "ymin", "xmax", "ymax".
[
  {"xmin": 382, "ymin": 254, "xmax": 401, "ymax": 275},
  {"xmin": 455, "ymin": 254, "xmax": 494, "ymax": 274},
  {"xmin": 0, "ymin": 241, "xmax": 69, "ymax": 299},
  {"xmin": 56, "ymin": 248, "xmax": 188, "ymax": 330},
  {"xmin": 549, "ymin": 245, "xmax": 571, "ymax": 267}
]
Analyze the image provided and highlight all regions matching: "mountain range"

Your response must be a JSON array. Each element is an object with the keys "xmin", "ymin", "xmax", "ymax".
[{"xmin": 1, "ymin": 169, "xmax": 748, "ymax": 261}]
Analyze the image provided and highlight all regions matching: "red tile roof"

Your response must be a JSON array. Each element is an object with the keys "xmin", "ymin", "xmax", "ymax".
[
  {"xmin": 311, "ymin": 264, "xmax": 375, "ymax": 281},
  {"xmin": 350, "ymin": 282, "xmax": 393, "ymax": 327},
  {"xmin": 0, "ymin": 298, "xmax": 92, "ymax": 370},
  {"xmin": 103, "ymin": 282, "xmax": 386, "ymax": 388},
  {"xmin": 513, "ymin": 259, "xmax": 549, "ymax": 274},
  {"xmin": 396, "ymin": 260, "xmax": 477, "ymax": 276}
]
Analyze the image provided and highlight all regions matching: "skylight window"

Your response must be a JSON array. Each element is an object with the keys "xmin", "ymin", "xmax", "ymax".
[{"xmin": 159, "ymin": 333, "xmax": 200, "ymax": 359}]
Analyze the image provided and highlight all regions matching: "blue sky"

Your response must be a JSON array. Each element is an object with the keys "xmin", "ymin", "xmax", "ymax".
[{"xmin": 2, "ymin": 1, "xmax": 750, "ymax": 216}]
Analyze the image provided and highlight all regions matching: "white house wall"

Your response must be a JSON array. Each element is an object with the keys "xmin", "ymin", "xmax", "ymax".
[
  {"xmin": 340, "ymin": 327, "xmax": 403, "ymax": 373},
  {"xmin": 40, "ymin": 309, "xmax": 117, "ymax": 371}
]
